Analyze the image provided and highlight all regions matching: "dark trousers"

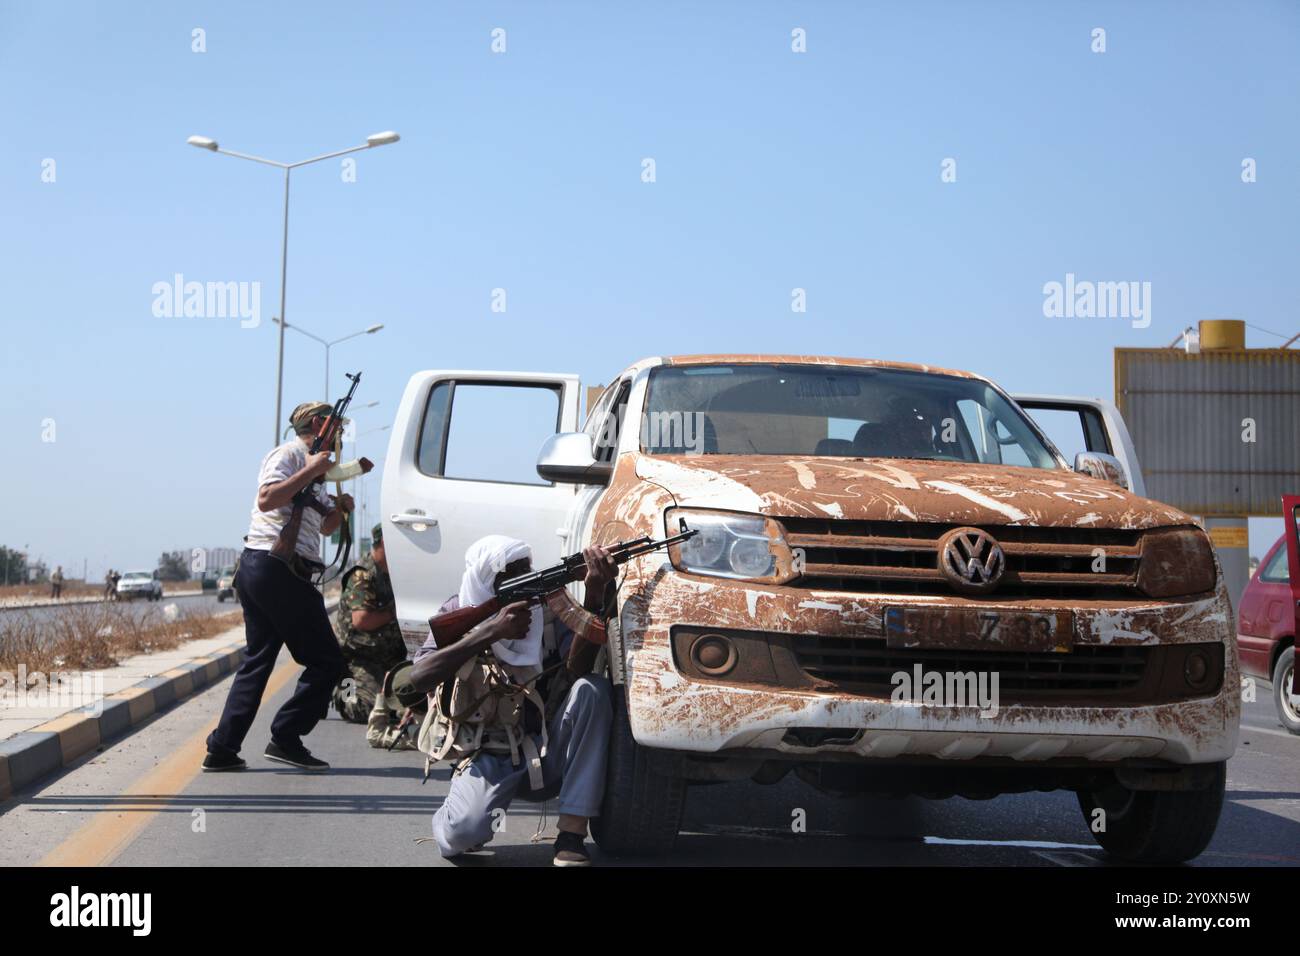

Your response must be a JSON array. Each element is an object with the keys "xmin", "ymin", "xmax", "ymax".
[{"xmin": 207, "ymin": 548, "xmax": 345, "ymax": 756}]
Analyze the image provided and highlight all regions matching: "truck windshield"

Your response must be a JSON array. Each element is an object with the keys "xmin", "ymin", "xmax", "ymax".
[{"xmin": 642, "ymin": 363, "xmax": 1060, "ymax": 468}]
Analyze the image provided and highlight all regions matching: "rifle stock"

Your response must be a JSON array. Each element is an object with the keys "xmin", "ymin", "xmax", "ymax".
[{"xmin": 270, "ymin": 502, "xmax": 306, "ymax": 564}]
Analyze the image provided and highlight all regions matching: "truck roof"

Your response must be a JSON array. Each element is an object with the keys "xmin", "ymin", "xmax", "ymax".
[{"xmin": 658, "ymin": 354, "xmax": 983, "ymax": 380}]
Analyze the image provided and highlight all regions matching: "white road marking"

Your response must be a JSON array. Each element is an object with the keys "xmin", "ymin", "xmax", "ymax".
[
  {"xmin": 1241, "ymin": 723, "xmax": 1298, "ymax": 740},
  {"xmin": 924, "ymin": 836, "xmax": 1100, "ymax": 850},
  {"xmin": 1031, "ymin": 849, "xmax": 1101, "ymax": 867}
]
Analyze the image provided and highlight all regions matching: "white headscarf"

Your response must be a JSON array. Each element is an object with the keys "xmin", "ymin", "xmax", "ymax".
[{"xmin": 458, "ymin": 534, "xmax": 543, "ymax": 668}]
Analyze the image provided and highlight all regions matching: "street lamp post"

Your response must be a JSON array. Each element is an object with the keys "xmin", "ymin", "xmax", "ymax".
[
  {"xmin": 346, "ymin": 401, "xmax": 381, "ymax": 449},
  {"xmin": 354, "ymin": 424, "xmax": 390, "ymax": 542},
  {"xmin": 271, "ymin": 319, "xmax": 384, "ymax": 402},
  {"xmin": 186, "ymin": 131, "xmax": 400, "ymax": 445}
]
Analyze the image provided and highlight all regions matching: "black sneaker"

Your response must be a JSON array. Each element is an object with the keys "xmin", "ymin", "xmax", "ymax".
[
  {"xmin": 264, "ymin": 741, "xmax": 330, "ymax": 772},
  {"xmin": 552, "ymin": 830, "xmax": 591, "ymax": 867},
  {"xmin": 201, "ymin": 751, "xmax": 247, "ymax": 773}
]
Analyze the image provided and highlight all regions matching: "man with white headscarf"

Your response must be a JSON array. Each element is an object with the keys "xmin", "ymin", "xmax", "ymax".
[{"xmin": 410, "ymin": 534, "xmax": 617, "ymax": 866}]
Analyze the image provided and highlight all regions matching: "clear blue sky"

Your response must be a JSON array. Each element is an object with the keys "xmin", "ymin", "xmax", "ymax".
[{"xmin": 1, "ymin": 1, "xmax": 1296, "ymax": 578}]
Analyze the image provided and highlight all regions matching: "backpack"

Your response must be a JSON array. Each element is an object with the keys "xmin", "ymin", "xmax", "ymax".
[{"xmin": 416, "ymin": 654, "xmax": 550, "ymax": 790}]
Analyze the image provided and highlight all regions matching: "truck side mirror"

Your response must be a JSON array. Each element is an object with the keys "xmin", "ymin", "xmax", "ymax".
[
  {"xmin": 1074, "ymin": 451, "xmax": 1131, "ymax": 491},
  {"xmin": 536, "ymin": 432, "xmax": 613, "ymax": 484}
]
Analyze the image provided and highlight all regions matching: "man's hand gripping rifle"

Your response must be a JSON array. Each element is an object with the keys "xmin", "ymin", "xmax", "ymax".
[
  {"xmin": 427, "ymin": 524, "xmax": 698, "ymax": 649},
  {"xmin": 269, "ymin": 371, "xmax": 365, "ymax": 579}
]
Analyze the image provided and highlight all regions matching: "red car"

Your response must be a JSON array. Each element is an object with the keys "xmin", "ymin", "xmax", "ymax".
[{"xmin": 1238, "ymin": 529, "xmax": 1298, "ymax": 734}]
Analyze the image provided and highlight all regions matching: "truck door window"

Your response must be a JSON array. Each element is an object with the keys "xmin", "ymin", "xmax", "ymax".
[
  {"xmin": 1021, "ymin": 406, "xmax": 1112, "ymax": 465},
  {"xmin": 416, "ymin": 381, "xmax": 453, "ymax": 476},
  {"xmin": 417, "ymin": 380, "xmax": 562, "ymax": 485}
]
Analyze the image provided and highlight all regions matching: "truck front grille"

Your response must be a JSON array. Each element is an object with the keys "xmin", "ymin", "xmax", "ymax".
[
  {"xmin": 782, "ymin": 518, "xmax": 1142, "ymax": 599},
  {"xmin": 792, "ymin": 633, "xmax": 1150, "ymax": 701}
]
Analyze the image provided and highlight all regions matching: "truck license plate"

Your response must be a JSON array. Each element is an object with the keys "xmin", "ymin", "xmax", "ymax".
[{"xmin": 885, "ymin": 607, "xmax": 1074, "ymax": 653}]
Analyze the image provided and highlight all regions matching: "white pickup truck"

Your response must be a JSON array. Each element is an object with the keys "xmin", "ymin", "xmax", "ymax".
[{"xmin": 381, "ymin": 355, "xmax": 1236, "ymax": 862}]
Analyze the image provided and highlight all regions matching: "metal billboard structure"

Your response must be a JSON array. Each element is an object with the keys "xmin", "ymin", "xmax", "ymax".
[{"xmin": 1115, "ymin": 347, "xmax": 1300, "ymax": 517}]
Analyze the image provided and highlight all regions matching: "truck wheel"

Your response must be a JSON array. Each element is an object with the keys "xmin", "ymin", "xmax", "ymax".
[
  {"xmin": 590, "ymin": 683, "xmax": 686, "ymax": 857},
  {"xmin": 1272, "ymin": 647, "xmax": 1300, "ymax": 734},
  {"xmin": 1077, "ymin": 761, "xmax": 1225, "ymax": 864}
]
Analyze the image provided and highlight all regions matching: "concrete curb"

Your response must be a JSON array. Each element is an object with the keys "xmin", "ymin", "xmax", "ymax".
[{"xmin": 0, "ymin": 639, "xmax": 248, "ymax": 801}]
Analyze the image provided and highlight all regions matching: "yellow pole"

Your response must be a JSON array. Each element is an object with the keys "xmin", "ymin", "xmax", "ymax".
[{"xmin": 1198, "ymin": 319, "xmax": 1248, "ymax": 609}]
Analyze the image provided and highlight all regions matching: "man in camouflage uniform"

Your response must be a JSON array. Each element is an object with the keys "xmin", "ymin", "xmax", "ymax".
[{"xmin": 331, "ymin": 523, "xmax": 411, "ymax": 748}]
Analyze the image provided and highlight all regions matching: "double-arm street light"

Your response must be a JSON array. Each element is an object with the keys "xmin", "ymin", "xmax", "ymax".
[
  {"xmin": 186, "ymin": 131, "xmax": 400, "ymax": 445},
  {"xmin": 272, "ymin": 318, "xmax": 384, "ymax": 403}
]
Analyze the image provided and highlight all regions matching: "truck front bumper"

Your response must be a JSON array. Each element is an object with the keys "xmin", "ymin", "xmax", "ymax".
[{"xmin": 618, "ymin": 567, "xmax": 1239, "ymax": 766}]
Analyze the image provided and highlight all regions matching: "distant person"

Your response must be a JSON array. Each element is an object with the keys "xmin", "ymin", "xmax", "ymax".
[
  {"xmin": 50, "ymin": 566, "xmax": 64, "ymax": 599},
  {"xmin": 104, "ymin": 569, "xmax": 119, "ymax": 601},
  {"xmin": 331, "ymin": 522, "xmax": 412, "ymax": 749},
  {"xmin": 202, "ymin": 401, "xmax": 350, "ymax": 774}
]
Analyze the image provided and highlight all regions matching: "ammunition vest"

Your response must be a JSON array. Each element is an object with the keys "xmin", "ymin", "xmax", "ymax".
[{"xmin": 417, "ymin": 654, "xmax": 551, "ymax": 790}]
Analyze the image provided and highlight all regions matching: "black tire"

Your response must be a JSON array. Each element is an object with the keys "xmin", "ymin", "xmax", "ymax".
[
  {"xmin": 1272, "ymin": 646, "xmax": 1300, "ymax": 735},
  {"xmin": 1077, "ymin": 761, "xmax": 1226, "ymax": 864},
  {"xmin": 590, "ymin": 683, "xmax": 687, "ymax": 857}
]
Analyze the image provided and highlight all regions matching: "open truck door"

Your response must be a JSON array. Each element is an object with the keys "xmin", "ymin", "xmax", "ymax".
[
  {"xmin": 380, "ymin": 370, "xmax": 582, "ymax": 646},
  {"xmin": 1014, "ymin": 394, "xmax": 1147, "ymax": 498},
  {"xmin": 1285, "ymin": 494, "xmax": 1300, "ymax": 700}
]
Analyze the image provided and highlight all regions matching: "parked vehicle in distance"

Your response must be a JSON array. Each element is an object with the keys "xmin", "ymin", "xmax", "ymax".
[
  {"xmin": 383, "ymin": 355, "xmax": 1239, "ymax": 863},
  {"xmin": 216, "ymin": 568, "xmax": 238, "ymax": 603},
  {"xmin": 117, "ymin": 570, "xmax": 163, "ymax": 602},
  {"xmin": 1238, "ymin": 533, "xmax": 1298, "ymax": 734}
]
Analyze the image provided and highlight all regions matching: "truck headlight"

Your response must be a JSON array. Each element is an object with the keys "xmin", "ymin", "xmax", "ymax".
[
  {"xmin": 1137, "ymin": 527, "xmax": 1218, "ymax": 598},
  {"xmin": 666, "ymin": 508, "xmax": 794, "ymax": 583}
]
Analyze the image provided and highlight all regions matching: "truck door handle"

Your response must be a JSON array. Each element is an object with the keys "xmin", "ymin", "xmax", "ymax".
[{"xmin": 391, "ymin": 512, "xmax": 438, "ymax": 529}]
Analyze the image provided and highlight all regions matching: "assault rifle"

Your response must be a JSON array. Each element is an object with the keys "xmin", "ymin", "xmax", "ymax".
[
  {"xmin": 427, "ymin": 526, "xmax": 698, "ymax": 648},
  {"xmin": 269, "ymin": 371, "xmax": 363, "ymax": 581}
]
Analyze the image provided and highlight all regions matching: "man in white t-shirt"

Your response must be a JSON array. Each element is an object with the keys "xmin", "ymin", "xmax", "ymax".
[{"xmin": 203, "ymin": 401, "xmax": 353, "ymax": 773}]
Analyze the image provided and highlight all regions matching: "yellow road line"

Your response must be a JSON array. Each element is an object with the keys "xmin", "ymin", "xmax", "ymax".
[{"xmin": 40, "ymin": 659, "xmax": 301, "ymax": 868}]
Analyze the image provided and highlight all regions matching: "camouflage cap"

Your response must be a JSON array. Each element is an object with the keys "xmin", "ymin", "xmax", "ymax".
[
  {"xmin": 371, "ymin": 523, "xmax": 383, "ymax": 546},
  {"xmin": 382, "ymin": 661, "xmax": 425, "ymax": 711},
  {"xmin": 289, "ymin": 401, "xmax": 332, "ymax": 433}
]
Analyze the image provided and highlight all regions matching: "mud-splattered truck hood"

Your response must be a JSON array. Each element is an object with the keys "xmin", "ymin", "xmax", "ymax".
[{"xmin": 636, "ymin": 454, "xmax": 1191, "ymax": 530}]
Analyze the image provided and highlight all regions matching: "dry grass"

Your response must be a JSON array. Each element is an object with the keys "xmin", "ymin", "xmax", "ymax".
[
  {"xmin": 0, "ymin": 604, "xmax": 243, "ymax": 674},
  {"xmin": 0, "ymin": 581, "xmax": 102, "ymax": 601},
  {"xmin": 0, "ymin": 581, "xmax": 203, "ymax": 604}
]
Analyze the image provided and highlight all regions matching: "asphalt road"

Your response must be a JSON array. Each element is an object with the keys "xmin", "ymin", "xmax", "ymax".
[{"xmin": 1, "ymin": 647, "xmax": 1296, "ymax": 868}]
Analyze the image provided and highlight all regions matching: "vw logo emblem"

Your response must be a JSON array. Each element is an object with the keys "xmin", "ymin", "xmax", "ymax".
[{"xmin": 938, "ymin": 527, "xmax": 1005, "ymax": 595}]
